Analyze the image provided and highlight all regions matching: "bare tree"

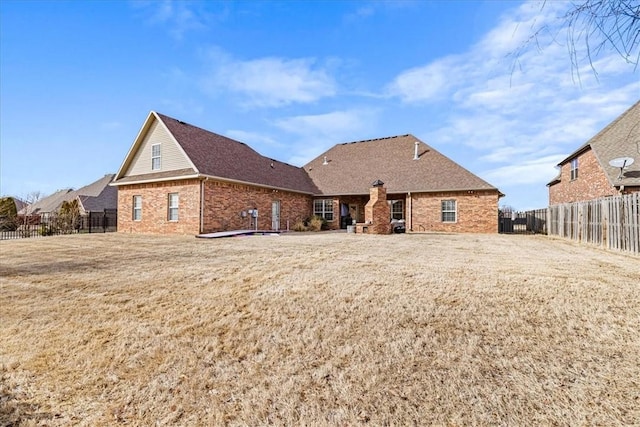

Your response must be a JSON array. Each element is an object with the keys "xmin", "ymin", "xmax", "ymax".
[
  {"xmin": 564, "ymin": 1, "xmax": 639, "ymax": 71},
  {"xmin": 20, "ymin": 191, "xmax": 42, "ymax": 237},
  {"xmin": 517, "ymin": 1, "xmax": 639, "ymax": 78}
]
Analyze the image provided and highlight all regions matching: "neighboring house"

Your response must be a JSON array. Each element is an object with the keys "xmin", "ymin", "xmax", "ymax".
[
  {"xmin": 17, "ymin": 174, "xmax": 117, "ymax": 220},
  {"xmin": 548, "ymin": 101, "xmax": 640, "ymax": 205},
  {"xmin": 18, "ymin": 188, "xmax": 74, "ymax": 220},
  {"xmin": 73, "ymin": 173, "xmax": 118, "ymax": 215},
  {"xmin": 12, "ymin": 197, "xmax": 27, "ymax": 213},
  {"xmin": 111, "ymin": 111, "xmax": 502, "ymax": 235}
]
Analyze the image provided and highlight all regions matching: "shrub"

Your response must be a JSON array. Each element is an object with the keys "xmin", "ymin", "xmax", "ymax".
[
  {"xmin": 292, "ymin": 220, "xmax": 307, "ymax": 232},
  {"xmin": 0, "ymin": 197, "xmax": 18, "ymax": 231},
  {"xmin": 39, "ymin": 223, "xmax": 54, "ymax": 236},
  {"xmin": 308, "ymin": 215, "xmax": 324, "ymax": 232}
]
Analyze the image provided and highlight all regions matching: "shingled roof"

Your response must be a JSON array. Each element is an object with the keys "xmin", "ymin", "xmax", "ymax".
[
  {"xmin": 550, "ymin": 101, "xmax": 640, "ymax": 187},
  {"xmin": 156, "ymin": 113, "xmax": 319, "ymax": 194},
  {"xmin": 73, "ymin": 174, "xmax": 117, "ymax": 212},
  {"xmin": 18, "ymin": 188, "xmax": 73, "ymax": 215},
  {"xmin": 303, "ymin": 135, "xmax": 498, "ymax": 195},
  {"xmin": 114, "ymin": 112, "xmax": 499, "ymax": 197}
]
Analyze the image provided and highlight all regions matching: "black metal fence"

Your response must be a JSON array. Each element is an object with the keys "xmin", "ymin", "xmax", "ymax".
[
  {"xmin": 499, "ymin": 209, "xmax": 547, "ymax": 234},
  {"xmin": 0, "ymin": 209, "xmax": 117, "ymax": 240},
  {"xmin": 83, "ymin": 209, "xmax": 118, "ymax": 233}
]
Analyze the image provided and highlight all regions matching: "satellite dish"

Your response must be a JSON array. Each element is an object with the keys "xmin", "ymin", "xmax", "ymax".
[
  {"xmin": 609, "ymin": 157, "xmax": 634, "ymax": 168},
  {"xmin": 609, "ymin": 157, "xmax": 634, "ymax": 180}
]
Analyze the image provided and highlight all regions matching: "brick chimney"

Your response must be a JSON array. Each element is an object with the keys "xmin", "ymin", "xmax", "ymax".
[{"xmin": 364, "ymin": 180, "xmax": 391, "ymax": 234}]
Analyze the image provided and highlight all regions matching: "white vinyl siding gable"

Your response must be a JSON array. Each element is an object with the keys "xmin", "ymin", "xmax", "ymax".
[{"xmin": 124, "ymin": 119, "xmax": 191, "ymax": 176}]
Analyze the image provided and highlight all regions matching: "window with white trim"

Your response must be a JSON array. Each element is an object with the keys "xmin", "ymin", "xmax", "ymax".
[
  {"xmin": 151, "ymin": 144, "xmax": 161, "ymax": 171},
  {"xmin": 441, "ymin": 199, "xmax": 457, "ymax": 222},
  {"xmin": 570, "ymin": 157, "xmax": 578, "ymax": 180},
  {"xmin": 391, "ymin": 200, "xmax": 404, "ymax": 220},
  {"xmin": 133, "ymin": 195, "xmax": 142, "ymax": 221},
  {"xmin": 313, "ymin": 199, "xmax": 334, "ymax": 221},
  {"xmin": 168, "ymin": 193, "xmax": 179, "ymax": 221}
]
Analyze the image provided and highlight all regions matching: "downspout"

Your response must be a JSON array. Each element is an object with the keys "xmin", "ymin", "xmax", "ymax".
[
  {"xmin": 408, "ymin": 192, "xmax": 412, "ymax": 232},
  {"xmin": 200, "ymin": 178, "xmax": 206, "ymax": 233}
]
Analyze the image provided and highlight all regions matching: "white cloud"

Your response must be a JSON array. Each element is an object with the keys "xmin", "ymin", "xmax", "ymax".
[
  {"xmin": 482, "ymin": 154, "xmax": 564, "ymax": 186},
  {"xmin": 225, "ymin": 130, "xmax": 283, "ymax": 149},
  {"xmin": 202, "ymin": 49, "xmax": 337, "ymax": 108},
  {"xmin": 273, "ymin": 109, "xmax": 377, "ymax": 165},
  {"xmin": 133, "ymin": 0, "xmax": 214, "ymax": 40},
  {"xmin": 386, "ymin": 57, "xmax": 462, "ymax": 103},
  {"xmin": 389, "ymin": 1, "xmax": 638, "ymax": 209},
  {"xmin": 274, "ymin": 110, "xmax": 366, "ymax": 136}
]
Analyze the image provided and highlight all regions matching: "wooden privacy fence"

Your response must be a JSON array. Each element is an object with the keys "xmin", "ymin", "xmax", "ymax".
[{"xmin": 547, "ymin": 193, "xmax": 640, "ymax": 254}]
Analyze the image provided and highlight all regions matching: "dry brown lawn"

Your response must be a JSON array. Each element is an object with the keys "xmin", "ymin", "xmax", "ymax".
[{"xmin": 1, "ymin": 232, "xmax": 639, "ymax": 426}]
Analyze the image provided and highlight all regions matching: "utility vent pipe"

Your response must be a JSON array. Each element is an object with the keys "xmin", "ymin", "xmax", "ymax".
[
  {"xmin": 413, "ymin": 141, "xmax": 419, "ymax": 160},
  {"xmin": 323, "ymin": 156, "xmax": 328, "ymax": 165}
]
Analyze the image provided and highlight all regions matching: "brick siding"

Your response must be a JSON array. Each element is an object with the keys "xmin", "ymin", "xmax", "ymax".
[
  {"xmin": 118, "ymin": 179, "xmax": 201, "ymax": 234},
  {"xmin": 201, "ymin": 180, "xmax": 312, "ymax": 232},
  {"xmin": 320, "ymin": 190, "xmax": 498, "ymax": 233},
  {"xmin": 118, "ymin": 179, "xmax": 313, "ymax": 234},
  {"xmin": 548, "ymin": 148, "xmax": 616, "ymax": 205},
  {"xmin": 409, "ymin": 190, "xmax": 499, "ymax": 233}
]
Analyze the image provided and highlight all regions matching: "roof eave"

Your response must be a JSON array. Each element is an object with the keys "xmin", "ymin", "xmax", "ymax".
[
  {"xmin": 314, "ymin": 187, "xmax": 500, "ymax": 197},
  {"xmin": 111, "ymin": 173, "xmax": 315, "ymax": 195},
  {"xmin": 556, "ymin": 143, "xmax": 592, "ymax": 166},
  {"xmin": 200, "ymin": 174, "xmax": 316, "ymax": 195},
  {"xmin": 111, "ymin": 174, "xmax": 202, "ymax": 186}
]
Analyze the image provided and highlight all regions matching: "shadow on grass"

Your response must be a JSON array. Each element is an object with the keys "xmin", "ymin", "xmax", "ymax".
[{"xmin": 1, "ymin": 376, "xmax": 53, "ymax": 426}]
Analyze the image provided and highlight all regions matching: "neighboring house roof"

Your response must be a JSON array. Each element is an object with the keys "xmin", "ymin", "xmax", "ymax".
[
  {"xmin": 12, "ymin": 197, "xmax": 27, "ymax": 213},
  {"xmin": 19, "ymin": 188, "xmax": 74, "ymax": 215},
  {"xmin": 113, "ymin": 112, "xmax": 319, "ymax": 194},
  {"xmin": 549, "ymin": 100, "xmax": 640, "ymax": 187},
  {"xmin": 303, "ymin": 134, "xmax": 499, "ymax": 195},
  {"xmin": 16, "ymin": 175, "xmax": 117, "ymax": 216},
  {"xmin": 71, "ymin": 173, "xmax": 117, "ymax": 212}
]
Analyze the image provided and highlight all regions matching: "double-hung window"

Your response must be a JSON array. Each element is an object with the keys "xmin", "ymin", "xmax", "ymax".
[
  {"xmin": 441, "ymin": 199, "xmax": 457, "ymax": 222},
  {"xmin": 151, "ymin": 144, "xmax": 161, "ymax": 171},
  {"xmin": 313, "ymin": 199, "xmax": 334, "ymax": 221},
  {"xmin": 570, "ymin": 158, "xmax": 579, "ymax": 180},
  {"xmin": 168, "ymin": 193, "xmax": 179, "ymax": 221},
  {"xmin": 133, "ymin": 195, "xmax": 142, "ymax": 221}
]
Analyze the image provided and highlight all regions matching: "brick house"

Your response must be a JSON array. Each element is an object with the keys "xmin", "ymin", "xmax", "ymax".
[
  {"xmin": 304, "ymin": 134, "xmax": 501, "ymax": 233},
  {"xmin": 548, "ymin": 101, "xmax": 640, "ymax": 205},
  {"xmin": 112, "ymin": 111, "xmax": 502, "ymax": 234}
]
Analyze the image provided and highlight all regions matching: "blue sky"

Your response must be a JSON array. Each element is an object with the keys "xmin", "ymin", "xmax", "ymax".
[{"xmin": 1, "ymin": 0, "xmax": 638, "ymax": 210}]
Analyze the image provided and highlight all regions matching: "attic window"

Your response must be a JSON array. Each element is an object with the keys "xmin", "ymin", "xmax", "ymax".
[
  {"xmin": 570, "ymin": 158, "xmax": 578, "ymax": 180},
  {"xmin": 151, "ymin": 144, "xmax": 161, "ymax": 171}
]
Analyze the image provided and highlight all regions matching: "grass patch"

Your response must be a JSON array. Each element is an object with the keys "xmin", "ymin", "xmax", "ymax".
[{"xmin": 1, "ymin": 232, "xmax": 639, "ymax": 425}]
